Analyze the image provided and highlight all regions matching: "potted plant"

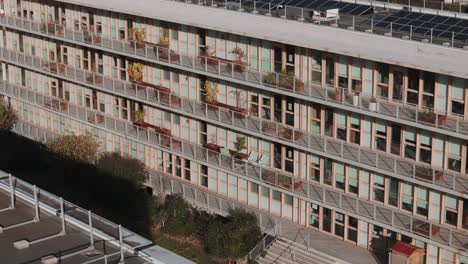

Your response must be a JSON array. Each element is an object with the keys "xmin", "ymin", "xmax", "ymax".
[
  {"xmin": 369, "ymin": 96, "xmax": 377, "ymax": 111},
  {"xmin": 127, "ymin": 63, "xmax": 144, "ymax": 84},
  {"xmin": 229, "ymin": 136, "xmax": 249, "ymax": 160},
  {"xmin": 203, "ymin": 80, "xmax": 219, "ymax": 105},
  {"xmin": 199, "ymin": 46, "xmax": 217, "ymax": 66},
  {"xmin": 279, "ymin": 127, "xmax": 303, "ymax": 141},
  {"xmin": 134, "ymin": 109, "xmax": 145, "ymax": 124},
  {"xmin": 418, "ymin": 110, "xmax": 436, "ymax": 125},
  {"xmin": 129, "ymin": 27, "xmax": 146, "ymax": 48},
  {"xmin": 334, "ymin": 88, "xmax": 342, "ymax": 102},
  {"xmin": 262, "ymin": 170, "xmax": 276, "ymax": 185},
  {"xmin": 353, "ymin": 91, "xmax": 360, "ymax": 107},
  {"xmin": 230, "ymin": 47, "xmax": 247, "ymax": 72},
  {"xmin": 263, "ymin": 72, "xmax": 277, "ymax": 87}
]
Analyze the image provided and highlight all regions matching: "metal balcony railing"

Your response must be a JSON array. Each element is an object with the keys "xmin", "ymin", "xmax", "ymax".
[
  {"xmin": 1, "ymin": 14, "xmax": 468, "ymax": 140},
  {"xmin": 5, "ymin": 82, "xmax": 468, "ymax": 252},
  {"xmin": 1, "ymin": 46, "xmax": 467, "ymax": 197}
]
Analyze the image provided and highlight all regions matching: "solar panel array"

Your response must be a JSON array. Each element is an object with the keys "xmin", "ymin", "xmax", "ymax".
[
  {"xmin": 369, "ymin": 10, "xmax": 468, "ymax": 41},
  {"xmin": 236, "ymin": 0, "xmax": 373, "ymax": 16}
]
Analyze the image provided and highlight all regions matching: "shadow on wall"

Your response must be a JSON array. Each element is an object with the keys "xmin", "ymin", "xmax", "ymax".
[{"xmin": 0, "ymin": 132, "xmax": 154, "ymax": 238}]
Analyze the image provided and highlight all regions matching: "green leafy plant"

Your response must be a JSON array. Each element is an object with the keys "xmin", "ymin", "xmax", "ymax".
[
  {"xmin": 158, "ymin": 35, "xmax": 169, "ymax": 48},
  {"xmin": 129, "ymin": 27, "xmax": 146, "ymax": 42},
  {"xmin": 96, "ymin": 152, "xmax": 148, "ymax": 186},
  {"xmin": 46, "ymin": 133, "xmax": 99, "ymax": 163},
  {"xmin": 127, "ymin": 63, "xmax": 144, "ymax": 83},
  {"xmin": 203, "ymin": 80, "xmax": 219, "ymax": 103},
  {"xmin": 263, "ymin": 72, "xmax": 277, "ymax": 85},
  {"xmin": 135, "ymin": 109, "xmax": 145, "ymax": 122},
  {"xmin": 234, "ymin": 136, "xmax": 247, "ymax": 153},
  {"xmin": 230, "ymin": 47, "xmax": 245, "ymax": 63},
  {"xmin": 0, "ymin": 100, "xmax": 18, "ymax": 133}
]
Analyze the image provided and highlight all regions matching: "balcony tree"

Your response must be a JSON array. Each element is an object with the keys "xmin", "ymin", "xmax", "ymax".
[
  {"xmin": 0, "ymin": 100, "xmax": 18, "ymax": 134},
  {"xmin": 46, "ymin": 133, "xmax": 99, "ymax": 163}
]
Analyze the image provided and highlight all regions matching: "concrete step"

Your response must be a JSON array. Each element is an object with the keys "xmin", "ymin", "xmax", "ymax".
[
  {"xmin": 269, "ymin": 242, "xmax": 329, "ymax": 264},
  {"xmin": 276, "ymin": 238, "xmax": 339, "ymax": 263},
  {"xmin": 256, "ymin": 257, "xmax": 274, "ymax": 264},
  {"xmin": 263, "ymin": 250, "xmax": 295, "ymax": 264}
]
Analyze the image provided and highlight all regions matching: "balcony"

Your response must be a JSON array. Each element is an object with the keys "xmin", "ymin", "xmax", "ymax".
[
  {"xmin": 10, "ymin": 113, "xmax": 468, "ymax": 253},
  {"xmin": 2, "ymin": 15, "xmax": 468, "ymax": 140},
  {"xmin": 1, "ymin": 47, "xmax": 467, "ymax": 197}
]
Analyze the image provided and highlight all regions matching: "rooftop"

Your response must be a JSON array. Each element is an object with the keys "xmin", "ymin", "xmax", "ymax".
[
  {"xmin": 55, "ymin": 0, "xmax": 468, "ymax": 79},
  {"xmin": 0, "ymin": 171, "xmax": 153, "ymax": 264}
]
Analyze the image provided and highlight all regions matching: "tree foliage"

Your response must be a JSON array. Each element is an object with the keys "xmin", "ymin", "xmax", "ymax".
[
  {"xmin": 96, "ymin": 152, "xmax": 147, "ymax": 185},
  {"xmin": 205, "ymin": 208, "xmax": 262, "ymax": 258},
  {"xmin": 46, "ymin": 133, "xmax": 98, "ymax": 163},
  {"xmin": 0, "ymin": 100, "xmax": 18, "ymax": 133}
]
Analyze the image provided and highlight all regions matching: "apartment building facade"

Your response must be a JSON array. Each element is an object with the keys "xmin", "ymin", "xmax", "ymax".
[{"xmin": 0, "ymin": 0, "xmax": 467, "ymax": 263}]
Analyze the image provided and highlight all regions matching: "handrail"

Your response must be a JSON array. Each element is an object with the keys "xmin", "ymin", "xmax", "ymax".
[
  {"xmin": 247, "ymin": 224, "xmax": 279, "ymax": 261},
  {"xmin": 2, "ymin": 14, "xmax": 468, "ymax": 142},
  {"xmin": 1, "ymin": 46, "xmax": 467, "ymax": 198},
  {"xmin": 10, "ymin": 115, "xmax": 468, "ymax": 253}
]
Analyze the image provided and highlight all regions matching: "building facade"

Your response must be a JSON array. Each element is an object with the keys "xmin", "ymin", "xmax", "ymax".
[{"xmin": 0, "ymin": 0, "xmax": 467, "ymax": 263}]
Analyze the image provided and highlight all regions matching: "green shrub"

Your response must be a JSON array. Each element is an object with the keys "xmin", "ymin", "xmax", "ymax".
[
  {"xmin": 0, "ymin": 100, "xmax": 18, "ymax": 133},
  {"xmin": 47, "ymin": 133, "xmax": 99, "ymax": 163},
  {"xmin": 205, "ymin": 208, "xmax": 262, "ymax": 258},
  {"xmin": 96, "ymin": 152, "xmax": 148, "ymax": 185},
  {"xmin": 158, "ymin": 194, "xmax": 196, "ymax": 236}
]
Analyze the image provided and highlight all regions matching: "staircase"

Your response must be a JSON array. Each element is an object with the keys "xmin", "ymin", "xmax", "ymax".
[{"xmin": 256, "ymin": 237, "xmax": 349, "ymax": 264}]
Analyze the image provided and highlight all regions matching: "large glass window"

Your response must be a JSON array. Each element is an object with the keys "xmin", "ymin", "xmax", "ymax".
[
  {"xmin": 373, "ymin": 174, "xmax": 385, "ymax": 203},
  {"xmin": 445, "ymin": 195, "xmax": 458, "ymax": 226},
  {"xmin": 402, "ymin": 182, "xmax": 413, "ymax": 212},
  {"xmin": 407, "ymin": 69, "xmax": 419, "ymax": 105},
  {"xmin": 335, "ymin": 212, "xmax": 345, "ymax": 238},
  {"xmin": 309, "ymin": 203, "xmax": 320, "ymax": 228}
]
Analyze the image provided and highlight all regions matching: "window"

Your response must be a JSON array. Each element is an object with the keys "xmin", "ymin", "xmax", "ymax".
[
  {"xmin": 201, "ymin": 165, "xmax": 208, "ymax": 187},
  {"xmin": 407, "ymin": 69, "xmax": 419, "ymax": 105},
  {"xmin": 463, "ymin": 199, "xmax": 468, "ymax": 230},
  {"xmin": 404, "ymin": 127, "xmax": 416, "ymax": 160},
  {"xmin": 393, "ymin": 70, "xmax": 404, "ymax": 102},
  {"xmin": 422, "ymin": 72, "xmax": 435, "ymax": 108},
  {"xmin": 184, "ymin": 160, "xmax": 191, "ymax": 181},
  {"xmin": 338, "ymin": 56, "xmax": 348, "ymax": 89},
  {"xmin": 348, "ymin": 167, "xmax": 358, "ymax": 194},
  {"xmin": 285, "ymin": 97, "xmax": 294, "ymax": 126},
  {"xmin": 377, "ymin": 63, "xmax": 389, "ymax": 98},
  {"xmin": 309, "ymin": 203, "xmax": 320, "ymax": 228},
  {"xmin": 419, "ymin": 131, "xmax": 432, "ymax": 164},
  {"xmin": 388, "ymin": 178, "xmax": 399, "ymax": 207},
  {"xmin": 336, "ymin": 111, "xmax": 346, "ymax": 141},
  {"xmin": 322, "ymin": 208, "xmax": 332, "ymax": 233},
  {"xmin": 444, "ymin": 195, "xmax": 458, "ymax": 226},
  {"xmin": 416, "ymin": 187, "xmax": 428, "ymax": 217},
  {"xmin": 402, "ymin": 182, "xmax": 413, "ymax": 212},
  {"xmin": 311, "ymin": 52, "xmax": 322, "ymax": 84},
  {"xmin": 376, "ymin": 120, "xmax": 387, "ymax": 151},
  {"xmin": 335, "ymin": 212, "xmax": 344, "ymax": 238},
  {"xmin": 309, "ymin": 103, "xmax": 321, "ymax": 133},
  {"xmin": 249, "ymin": 92, "xmax": 259, "ymax": 117},
  {"xmin": 350, "ymin": 114, "xmax": 360, "ymax": 144},
  {"xmin": 324, "ymin": 159, "xmax": 332, "ymax": 185},
  {"xmin": 448, "ymin": 139, "xmax": 461, "ymax": 172},
  {"xmin": 451, "ymin": 78, "xmax": 465, "ymax": 116},
  {"xmin": 335, "ymin": 163, "xmax": 345, "ymax": 191},
  {"xmin": 373, "ymin": 174, "xmax": 385, "ymax": 203},
  {"xmin": 351, "ymin": 58, "xmax": 362, "ymax": 92},
  {"xmin": 308, "ymin": 155, "xmax": 320, "ymax": 182},
  {"xmin": 347, "ymin": 216, "xmax": 358, "ymax": 242},
  {"xmin": 250, "ymin": 183, "xmax": 259, "ymax": 194},
  {"xmin": 285, "ymin": 146, "xmax": 294, "ymax": 173}
]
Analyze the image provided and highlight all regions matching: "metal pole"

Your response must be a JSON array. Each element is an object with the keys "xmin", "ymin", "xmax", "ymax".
[
  {"xmin": 88, "ymin": 210, "xmax": 94, "ymax": 247},
  {"xmin": 8, "ymin": 174, "xmax": 14, "ymax": 209},
  {"xmin": 119, "ymin": 225, "xmax": 125, "ymax": 262},
  {"xmin": 452, "ymin": 31, "xmax": 454, "ymax": 47},
  {"xmin": 33, "ymin": 185, "xmax": 39, "ymax": 222},
  {"xmin": 60, "ymin": 197, "xmax": 66, "ymax": 235}
]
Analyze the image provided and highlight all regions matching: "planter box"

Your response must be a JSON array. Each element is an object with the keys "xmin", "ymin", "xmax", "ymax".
[
  {"xmin": 211, "ymin": 101, "xmax": 248, "ymax": 117},
  {"xmin": 133, "ymin": 121, "xmax": 171, "ymax": 136},
  {"xmin": 203, "ymin": 143, "xmax": 222, "ymax": 153},
  {"xmin": 159, "ymin": 49, "xmax": 180, "ymax": 62},
  {"xmin": 418, "ymin": 112, "xmax": 447, "ymax": 126},
  {"xmin": 229, "ymin": 149, "xmax": 249, "ymax": 160},
  {"xmin": 134, "ymin": 81, "xmax": 171, "ymax": 94},
  {"xmin": 334, "ymin": 91, "xmax": 342, "ymax": 102},
  {"xmin": 48, "ymin": 63, "xmax": 66, "ymax": 74},
  {"xmin": 279, "ymin": 130, "xmax": 303, "ymax": 141},
  {"xmin": 45, "ymin": 100, "xmax": 68, "ymax": 112},
  {"xmin": 415, "ymin": 167, "xmax": 444, "ymax": 182}
]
